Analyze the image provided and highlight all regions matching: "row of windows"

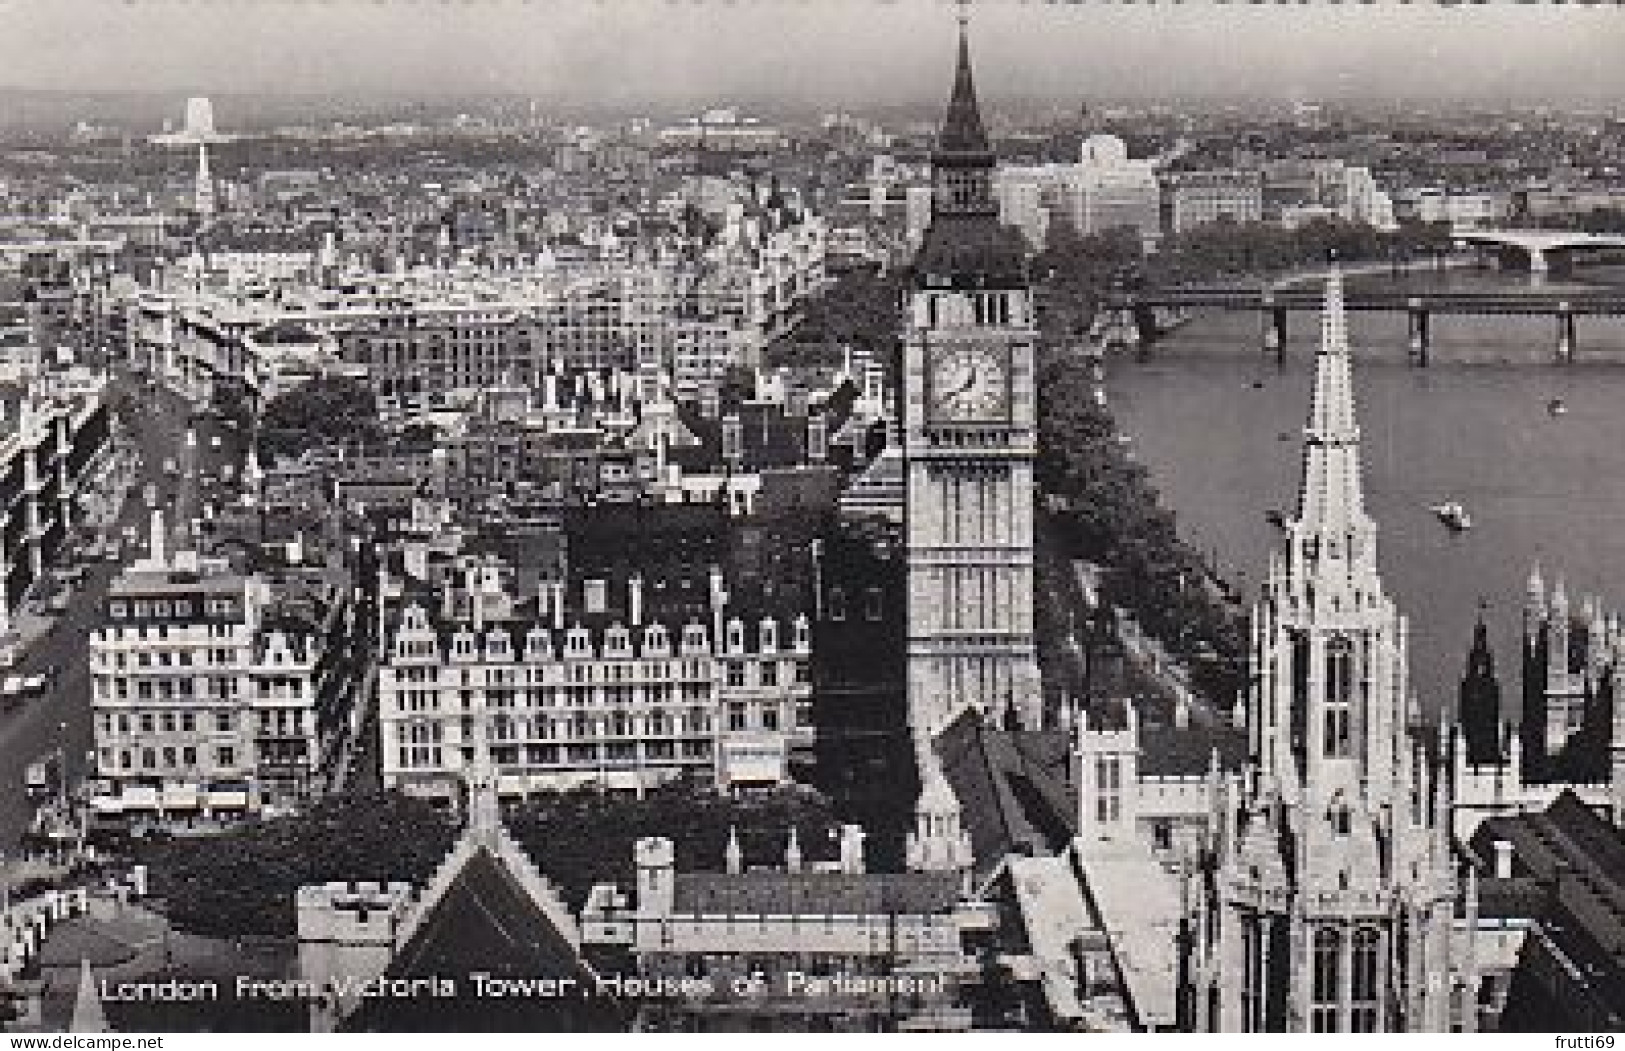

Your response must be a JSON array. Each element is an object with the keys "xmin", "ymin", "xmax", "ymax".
[
  {"xmin": 99, "ymin": 709, "xmax": 239, "ymax": 734},
  {"xmin": 1311, "ymin": 926, "xmax": 1383, "ymax": 1033},
  {"xmin": 94, "ymin": 676, "xmax": 306, "ymax": 702},
  {"xmin": 107, "ymin": 598, "xmax": 240, "ymax": 621},
  {"xmin": 392, "ymin": 700, "xmax": 809, "ymax": 742},
  {"xmin": 408, "ymin": 625, "xmax": 810, "ymax": 662},
  {"xmin": 102, "ymin": 744, "xmax": 235, "ymax": 772},
  {"xmin": 394, "ymin": 739, "xmax": 714, "ymax": 771},
  {"xmin": 95, "ymin": 647, "xmax": 245, "ymax": 670},
  {"xmin": 389, "ymin": 650, "xmax": 811, "ymax": 685},
  {"xmin": 390, "ymin": 670, "xmax": 807, "ymax": 711}
]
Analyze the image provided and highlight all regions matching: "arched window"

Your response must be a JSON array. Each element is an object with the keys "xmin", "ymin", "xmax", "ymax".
[
  {"xmin": 1324, "ymin": 636, "xmax": 1355, "ymax": 758},
  {"xmin": 1240, "ymin": 914, "xmax": 1263, "ymax": 1032},
  {"xmin": 1351, "ymin": 927, "xmax": 1381, "ymax": 1032},
  {"xmin": 1311, "ymin": 926, "xmax": 1342, "ymax": 1032}
]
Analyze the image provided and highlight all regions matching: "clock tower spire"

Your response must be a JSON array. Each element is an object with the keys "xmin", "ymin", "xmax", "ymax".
[{"xmin": 904, "ymin": 12, "xmax": 1040, "ymax": 739}]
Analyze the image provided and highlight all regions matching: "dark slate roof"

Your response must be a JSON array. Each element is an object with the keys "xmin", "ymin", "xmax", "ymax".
[
  {"xmin": 936, "ymin": 710, "xmax": 1077, "ymax": 884},
  {"xmin": 1137, "ymin": 723, "xmax": 1249, "ymax": 777},
  {"xmin": 350, "ymin": 847, "xmax": 624, "ymax": 1032},
  {"xmin": 672, "ymin": 871, "xmax": 959, "ymax": 916},
  {"xmin": 1476, "ymin": 875, "xmax": 1547, "ymax": 921},
  {"xmin": 1472, "ymin": 791, "xmax": 1625, "ymax": 1028},
  {"xmin": 911, "ymin": 215, "xmax": 1029, "ymax": 290}
]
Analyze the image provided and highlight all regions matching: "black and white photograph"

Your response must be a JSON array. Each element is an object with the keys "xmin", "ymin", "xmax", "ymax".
[{"xmin": 0, "ymin": 0, "xmax": 1621, "ymax": 1036}]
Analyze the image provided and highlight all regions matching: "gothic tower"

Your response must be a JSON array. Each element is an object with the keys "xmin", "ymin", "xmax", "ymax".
[
  {"xmin": 1200, "ymin": 270, "xmax": 1458, "ymax": 1032},
  {"xmin": 904, "ymin": 15, "xmax": 1041, "ymax": 738},
  {"xmin": 1458, "ymin": 614, "xmax": 1503, "ymax": 767}
]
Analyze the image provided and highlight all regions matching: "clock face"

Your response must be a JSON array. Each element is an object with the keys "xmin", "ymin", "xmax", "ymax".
[{"xmin": 930, "ymin": 343, "xmax": 1009, "ymax": 422}]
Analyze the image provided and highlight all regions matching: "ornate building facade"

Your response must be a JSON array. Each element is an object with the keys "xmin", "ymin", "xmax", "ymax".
[
  {"xmin": 1185, "ymin": 270, "xmax": 1460, "ymax": 1032},
  {"xmin": 903, "ymin": 21, "xmax": 1041, "ymax": 740},
  {"xmin": 1067, "ymin": 271, "xmax": 1468, "ymax": 1031}
]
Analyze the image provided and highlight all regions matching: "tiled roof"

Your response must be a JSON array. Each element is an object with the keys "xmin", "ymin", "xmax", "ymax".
[
  {"xmin": 936, "ymin": 711, "xmax": 1077, "ymax": 883},
  {"xmin": 1476, "ymin": 876, "xmax": 1545, "ymax": 921},
  {"xmin": 351, "ymin": 847, "xmax": 622, "ymax": 1032},
  {"xmin": 911, "ymin": 215, "xmax": 1028, "ymax": 289},
  {"xmin": 671, "ymin": 870, "xmax": 959, "ymax": 916},
  {"xmin": 1137, "ymin": 724, "xmax": 1248, "ymax": 777}
]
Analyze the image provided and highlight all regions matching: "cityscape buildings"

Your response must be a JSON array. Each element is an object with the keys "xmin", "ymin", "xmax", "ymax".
[{"xmin": 0, "ymin": 3, "xmax": 1623, "ymax": 1039}]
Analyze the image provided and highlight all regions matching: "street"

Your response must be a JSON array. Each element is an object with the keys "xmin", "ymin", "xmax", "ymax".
[{"xmin": 0, "ymin": 372, "xmax": 236, "ymax": 849}]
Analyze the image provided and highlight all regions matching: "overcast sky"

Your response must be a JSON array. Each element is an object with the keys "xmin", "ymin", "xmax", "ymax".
[{"xmin": 3, "ymin": 0, "xmax": 1622, "ymax": 110}]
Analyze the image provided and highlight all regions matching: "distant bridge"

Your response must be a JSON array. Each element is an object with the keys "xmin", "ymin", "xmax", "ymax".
[
  {"xmin": 1098, "ymin": 283, "xmax": 1625, "ymax": 365},
  {"xmin": 1456, "ymin": 229, "xmax": 1625, "ymax": 274}
]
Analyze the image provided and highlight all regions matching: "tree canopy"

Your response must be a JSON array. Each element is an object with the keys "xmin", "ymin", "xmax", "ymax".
[
  {"xmin": 134, "ymin": 793, "xmax": 458, "ymax": 937},
  {"xmin": 257, "ymin": 375, "xmax": 385, "ymax": 464}
]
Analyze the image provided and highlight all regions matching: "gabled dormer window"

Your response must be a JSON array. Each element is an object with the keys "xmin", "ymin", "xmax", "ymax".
[
  {"xmin": 725, "ymin": 618, "xmax": 745, "ymax": 654},
  {"xmin": 759, "ymin": 618, "xmax": 778, "ymax": 654}
]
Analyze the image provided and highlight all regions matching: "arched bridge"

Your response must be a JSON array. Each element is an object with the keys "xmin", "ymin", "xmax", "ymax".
[{"xmin": 1456, "ymin": 229, "xmax": 1625, "ymax": 273}]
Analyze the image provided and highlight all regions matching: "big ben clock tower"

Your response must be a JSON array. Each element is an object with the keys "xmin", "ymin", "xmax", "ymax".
[{"xmin": 904, "ymin": 14, "xmax": 1041, "ymax": 739}]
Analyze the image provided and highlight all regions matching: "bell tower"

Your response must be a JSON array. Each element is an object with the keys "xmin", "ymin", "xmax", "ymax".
[{"xmin": 904, "ymin": 12, "xmax": 1040, "ymax": 738}]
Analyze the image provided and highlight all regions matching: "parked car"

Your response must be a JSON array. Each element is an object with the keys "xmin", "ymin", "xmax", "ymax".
[{"xmin": 1, "ymin": 676, "xmax": 26, "ymax": 710}]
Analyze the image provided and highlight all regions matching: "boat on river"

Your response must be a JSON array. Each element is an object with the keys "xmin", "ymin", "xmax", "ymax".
[{"xmin": 1431, "ymin": 501, "xmax": 1473, "ymax": 532}]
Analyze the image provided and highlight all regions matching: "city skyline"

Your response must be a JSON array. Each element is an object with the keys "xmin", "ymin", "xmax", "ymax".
[{"xmin": 3, "ymin": 1, "xmax": 1624, "ymax": 110}]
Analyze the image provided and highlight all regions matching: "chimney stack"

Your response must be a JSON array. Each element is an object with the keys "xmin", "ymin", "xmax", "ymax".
[
  {"xmin": 839, "ymin": 824, "xmax": 867, "ymax": 875},
  {"xmin": 149, "ymin": 508, "xmax": 168, "ymax": 567}
]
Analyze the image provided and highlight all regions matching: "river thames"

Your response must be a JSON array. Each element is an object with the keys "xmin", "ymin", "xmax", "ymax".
[{"xmin": 1108, "ymin": 268, "xmax": 1625, "ymax": 717}]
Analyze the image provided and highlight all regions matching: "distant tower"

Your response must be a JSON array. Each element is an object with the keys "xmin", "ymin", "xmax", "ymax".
[
  {"xmin": 1458, "ymin": 613, "xmax": 1503, "ymax": 767},
  {"xmin": 194, "ymin": 143, "xmax": 216, "ymax": 219},
  {"xmin": 184, "ymin": 96, "xmax": 217, "ymax": 140}
]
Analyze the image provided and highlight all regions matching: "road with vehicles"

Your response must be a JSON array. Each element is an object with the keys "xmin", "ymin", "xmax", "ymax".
[{"xmin": 0, "ymin": 372, "xmax": 241, "ymax": 849}]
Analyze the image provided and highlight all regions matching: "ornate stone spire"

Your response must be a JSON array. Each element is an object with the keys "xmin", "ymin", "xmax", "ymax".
[
  {"xmin": 923, "ymin": 4, "xmax": 1001, "ymax": 226},
  {"xmin": 937, "ymin": 9, "xmax": 990, "ymax": 157},
  {"xmin": 1296, "ymin": 267, "xmax": 1370, "ymax": 543}
]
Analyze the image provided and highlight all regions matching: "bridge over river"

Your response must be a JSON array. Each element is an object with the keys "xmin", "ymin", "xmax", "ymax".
[{"xmin": 1101, "ymin": 282, "xmax": 1625, "ymax": 365}]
